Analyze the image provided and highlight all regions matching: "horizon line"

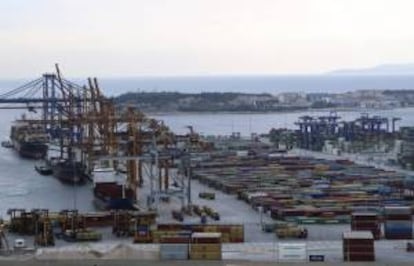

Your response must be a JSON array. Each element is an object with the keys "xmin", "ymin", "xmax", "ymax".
[{"xmin": 2, "ymin": 72, "xmax": 414, "ymax": 81}]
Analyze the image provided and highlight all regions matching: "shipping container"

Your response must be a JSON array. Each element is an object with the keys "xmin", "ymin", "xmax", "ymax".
[
  {"xmin": 190, "ymin": 233, "xmax": 222, "ymax": 260},
  {"xmin": 384, "ymin": 220, "xmax": 413, "ymax": 239},
  {"xmin": 384, "ymin": 206, "xmax": 412, "ymax": 215},
  {"xmin": 189, "ymin": 251, "xmax": 221, "ymax": 260},
  {"xmin": 343, "ymin": 231, "xmax": 375, "ymax": 262},
  {"xmin": 160, "ymin": 243, "xmax": 188, "ymax": 260},
  {"xmin": 351, "ymin": 212, "xmax": 381, "ymax": 239},
  {"xmin": 191, "ymin": 232, "xmax": 222, "ymax": 244}
]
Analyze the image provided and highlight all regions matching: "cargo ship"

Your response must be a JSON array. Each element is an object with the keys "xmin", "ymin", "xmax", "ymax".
[
  {"xmin": 44, "ymin": 139, "xmax": 91, "ymax": 184},
  {"xmin": 92, "ymin": 167, "xmax": 136, "ymax": 210},
  {"xmin": 46, "ymin": 157, "xmax": 89, "ymax": 184},
  {"xmin": 10, "ymin": 120, "xmax": 48, "ymax": 159}
]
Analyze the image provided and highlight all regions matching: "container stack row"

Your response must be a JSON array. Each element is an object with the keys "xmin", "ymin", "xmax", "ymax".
[
  {"xmin": 343, "ymin": 231, "xmax": 375, "ymax": 262},
  {"xmin": 384, "ymin": 206, "xmax": 413, "ymax": 239},
  {"xmin": 351, "ymin": 212, "xmax": 381, "ymax": 240},
  {"xmin": 190, "ymin": 232, "xmax": 222, "ymax": 260},
  {"xmin": 192, "ymin": 155, "xmax": 411, "ymax": 225},
  {"xmin": 154, "ymin": 224, "xmax": 244, "ymax": 243},
  {"xmin": 159, "ymin": 232, "xmax": 222, "ymax": 260},
  {"xmin": 159, "ymin": 232, "xmax": 191, "ymax": 260}
]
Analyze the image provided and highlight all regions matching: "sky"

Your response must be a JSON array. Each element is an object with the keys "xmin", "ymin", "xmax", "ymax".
[{"xmin": 1, "ymin": 0, "xmax": 414, "ymax": 78}]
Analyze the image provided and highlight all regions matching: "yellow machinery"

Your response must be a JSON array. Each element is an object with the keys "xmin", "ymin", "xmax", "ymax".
[{"xmin": 275, "ymin": 223, "xmax": 308, "ymax": 239}]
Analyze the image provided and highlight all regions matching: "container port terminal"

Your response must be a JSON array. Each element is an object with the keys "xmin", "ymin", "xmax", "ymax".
[{"xmin": 1, "ymin": 66, "xmax": 414, "ymax": 264}]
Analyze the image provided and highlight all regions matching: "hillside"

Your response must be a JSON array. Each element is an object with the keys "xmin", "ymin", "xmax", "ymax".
[{"xmin": 114, "ymin": 91, "xmax": 293, "ymax": 112}]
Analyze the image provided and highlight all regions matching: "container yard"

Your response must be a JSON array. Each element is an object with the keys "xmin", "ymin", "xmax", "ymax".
[
  {"xmin": 191, "ymin": 154, "xmax": 412, "ymax": 226},
  {"xmin": 0, "ymin": 68, "xmax": 414, "ymax": 264},
  {"xmin": 0, "ymin": 150, "xmax": 412, "ymax": 262}
]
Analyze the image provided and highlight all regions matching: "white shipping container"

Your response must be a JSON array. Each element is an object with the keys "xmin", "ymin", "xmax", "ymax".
[
  {"xmin": 236, "ymin": 150, "xmax": 249, "ymax": 157},
  {"xmin": 278, "ymin": 243, "xmax": 307, "ymax": 262},
  {"xmin": 160, "ymin": 244, "xmax": 188, "ymax": 260}
]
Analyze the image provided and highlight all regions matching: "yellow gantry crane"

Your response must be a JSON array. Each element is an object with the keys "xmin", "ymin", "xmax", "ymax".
[{"xmin": 1, "ymin": 64, "xmax": 179, "ymax": 208}]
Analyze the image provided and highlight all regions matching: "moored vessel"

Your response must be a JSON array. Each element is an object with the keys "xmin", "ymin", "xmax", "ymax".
[
  {"xmin": 50, "ymin": 159, "xmax": 89, "ymax": 184},
  {"xmin": 10, "ymin": 119, "xmax": 48, "ymax": 159},
  {"xmin": 92, "ymin": 167, "xmax": 135, "ymax": 210},
  {"xmin": 35, "ymin": 161, "xmax": 53, "ymax": 175}
]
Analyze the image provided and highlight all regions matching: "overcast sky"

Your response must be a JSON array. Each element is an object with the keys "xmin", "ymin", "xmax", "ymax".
[{"xmin": 1, "ymin": 0, "xmax": 414, "ymax": 78}]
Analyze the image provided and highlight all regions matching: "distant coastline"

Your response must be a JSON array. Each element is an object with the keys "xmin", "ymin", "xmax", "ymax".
[
  {"xmin": 115, "ymin": 90, "xmax": 414, "ymax": 114},
  {"xmin": 146, "ymin": 106, "xmax": 393, "ymax": 116}
]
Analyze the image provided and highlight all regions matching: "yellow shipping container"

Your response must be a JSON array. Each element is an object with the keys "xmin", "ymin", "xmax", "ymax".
[
  {"xmin": 314, "ymin": 164, "xmax": 329, "ymax": 171},
  {"xmin": 204, "ymin": 225, "xmax": 217, "ymax": 232},
  {"xmin": 230, "ymin": 226, "xmax": 244, "ymax": 233},
  {"xmin": 190, "ymin": 251, "xmax": 221, "ymax": 260},
  {"xmin": 151, "ymin": 230, "xmax": 176, "ymax": 242},
  {"xmin": 221, "ymin": 233, "xmax": 230, "ymax": 243},
  {"xmin": 190, "ymin": 244, "xmax": 221, "ymax": 253}
]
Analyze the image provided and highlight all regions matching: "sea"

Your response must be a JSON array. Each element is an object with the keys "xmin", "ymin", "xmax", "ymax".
[
  {"xmin": 2, "ymin": 74, "xmax": 414, "ymax": 96},
  {"xmin": 1, "ymin": 74, "xmax": 414, "ymax": 215}
]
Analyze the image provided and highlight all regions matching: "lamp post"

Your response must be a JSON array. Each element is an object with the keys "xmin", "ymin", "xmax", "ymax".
[
  {"xmin": 258, "ymin": 206, "xmax": 264, "ymax": 228},
  {"xmin": 182, "ymin": 152, "xmax": 192, "ymax": 207}
]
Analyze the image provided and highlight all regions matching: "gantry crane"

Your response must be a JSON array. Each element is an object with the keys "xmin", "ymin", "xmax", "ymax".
[{"xmin": 0, "ymin": 65, "xmax": 194, "ymax": 213}]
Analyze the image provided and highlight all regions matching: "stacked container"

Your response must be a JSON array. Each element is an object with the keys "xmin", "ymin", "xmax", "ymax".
[
  {"xmin": 343, "ymin": 231, "xmax": 375, "ymax": 261},
  {"xmin": 351, "ymin": 212, "xmax": 381, "ymax": 239},
  {"xmin": 155, "ymin": 224, "xmax": 244, "ymax": 243},
  {"xmin": 190, "ymin": 232, "xmax": 222, "ymax": 260},
  {"xmin": 229, "ymin": 225, "xmax": 244, "ymax": 242},
  {"xmin": 159, "ymin": 233, "xmax": 191, "ymax": 260},
  {"xmin": 384, "ymin": 206, "xmax": 413, "ymax": 239},
  {"xmin": 134, "ymin": 225, "xmax": 152, "ymax": 243}
]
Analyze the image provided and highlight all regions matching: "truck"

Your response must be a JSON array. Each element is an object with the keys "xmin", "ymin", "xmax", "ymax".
[
  {"xmin": 262, "ymin": 221, "xmax": 289, "ymax": 233},
  {"xmin": 61, "ymin": 229, "xmax": 102, "ymax": 242},
  {"xmin": 203, "ymin": 206, "xmax": 220, "ymax": 220},
  {"xmin": 275, "ymin": 224, "xmax": 308, "ymax": 239},
  {"xmin": 172, "ymin": 210, "xmax": 184, "ymax": 222},
  {"xmin": 199, "ymin": 192, "xmax": 215, "ymax": 200},
  {"xmin": 192, "ymin": 205, "xmax": 203, "ymax": 216},
  {"xmin": 407, "ymin": 242, "xmax": 414, "ymax": 252}
]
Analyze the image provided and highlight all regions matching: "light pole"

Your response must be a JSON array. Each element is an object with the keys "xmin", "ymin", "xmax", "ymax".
[
  {"xmin": 182, "ymin": 152, "xmax": 192, "ymax": 207},
  {"xmin": 258, "ymin": 206, "xmax": 264, "ymax": 228}
]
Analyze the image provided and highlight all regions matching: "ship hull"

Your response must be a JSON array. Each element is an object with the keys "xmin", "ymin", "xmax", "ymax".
[
  {"xmin": 35, "ymin": 165, "xmax": 53, "ymax": 175},
  {"xmin": 52, "ymin": 161, "xmax": 89, "ymax": 184},
  {"xmin": 13, "ymin": 141, "xmax": 48, "ymax": 159},
  {"xmin": 93, "ymin": 197, "xmax": 135, "ymax": 210},
  {"xmin": 94, "ymin": 182, "xmax": 135, "ymax": 210}
]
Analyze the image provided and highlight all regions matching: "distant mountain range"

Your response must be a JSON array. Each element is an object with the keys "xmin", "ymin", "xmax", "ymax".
[{"xmin": 328, "ymin": 64, "xmax": 414, "ymax": 75}]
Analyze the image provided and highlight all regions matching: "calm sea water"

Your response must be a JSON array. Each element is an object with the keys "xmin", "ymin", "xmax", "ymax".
[
  {"xmin": 2, "ymin": 75, "xmax": 414, "ymax": 96},
  {"xmin": 0, "ymin": 110, "xmax": 94, "ymax": 217},
  {"xmin": 154, "ymin": 107, "xmax": 414, "ymax": 135}
]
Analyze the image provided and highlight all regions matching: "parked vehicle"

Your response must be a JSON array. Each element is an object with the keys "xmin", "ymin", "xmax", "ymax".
[{"xmin": 275, "ymin": 223, "xmax": 308, "ymax": 239}]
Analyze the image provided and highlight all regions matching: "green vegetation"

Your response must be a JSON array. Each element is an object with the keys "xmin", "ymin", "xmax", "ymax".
[
  {"xmin": 114, "ymin": 91, "xmax": 289, "ymax": 112},
  {"xmin": 268, "ymin": 128, "xmax": 296, "ymax": 150}
]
